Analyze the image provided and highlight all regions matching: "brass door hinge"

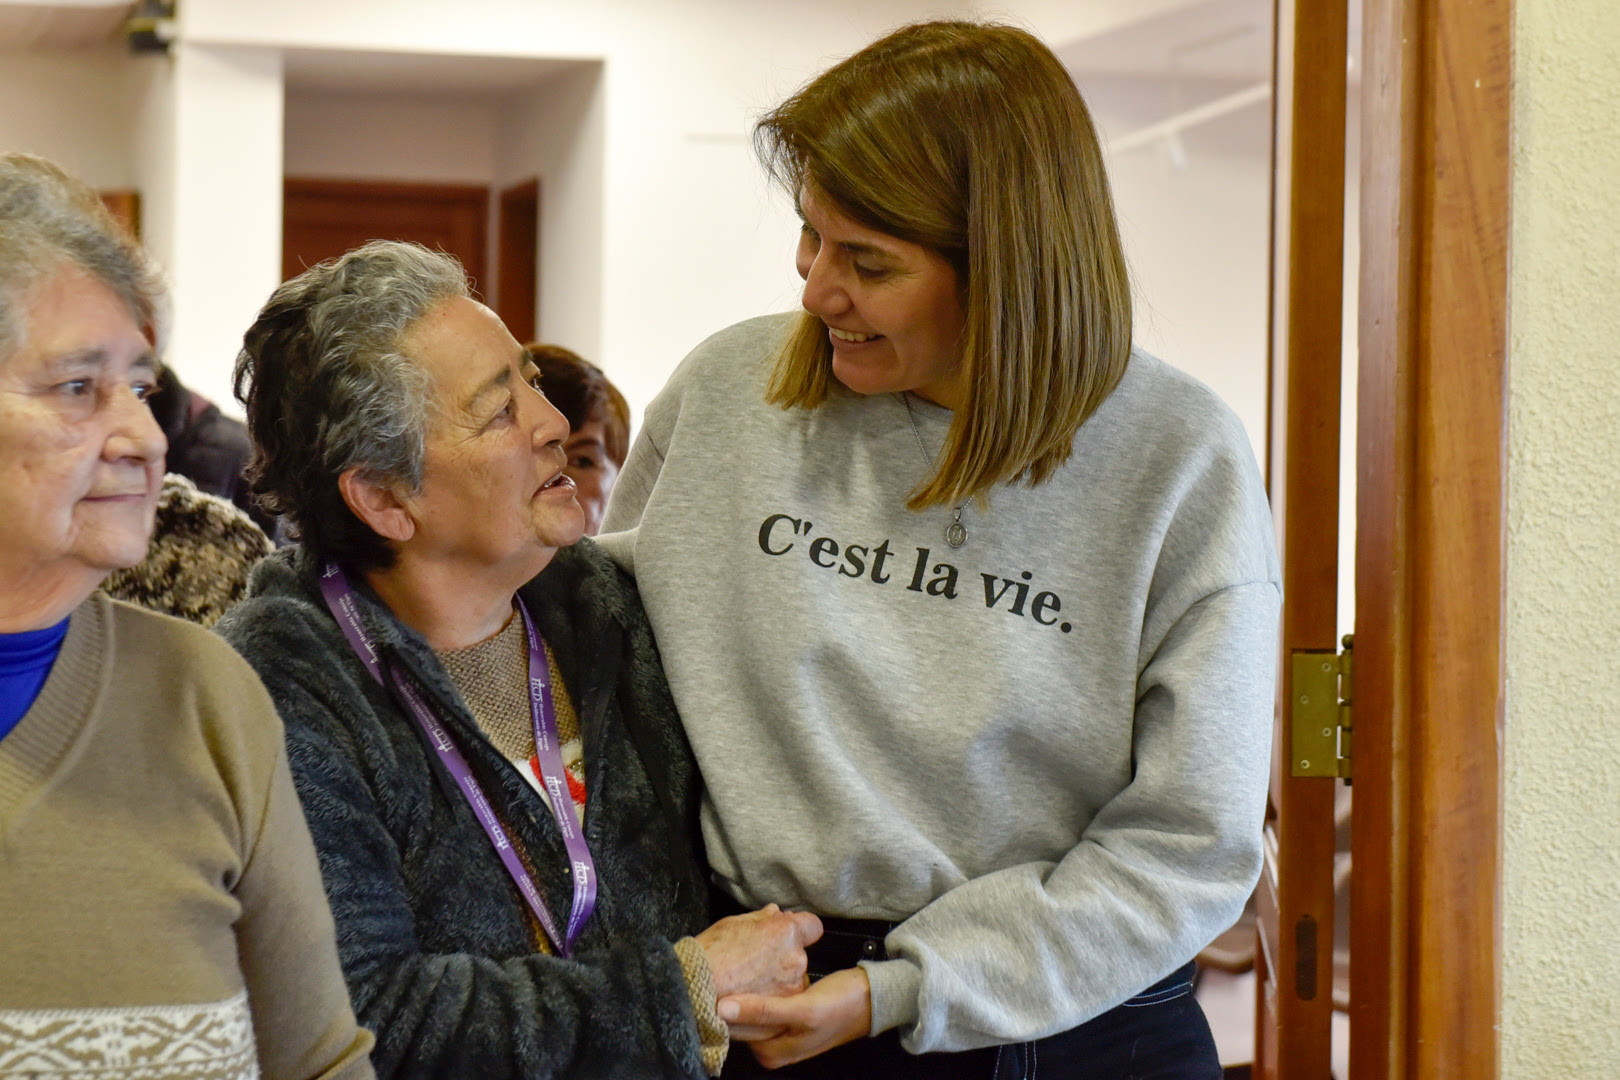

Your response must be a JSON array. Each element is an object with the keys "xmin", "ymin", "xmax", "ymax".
[{"xmin": 1290, "ymin": 635, "xmax": 1353, "ymax": 780}]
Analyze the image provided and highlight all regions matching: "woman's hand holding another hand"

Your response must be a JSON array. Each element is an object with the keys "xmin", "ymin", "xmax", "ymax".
[
  {"xmin": 718, "ymin": 966, "xmax": 872, "ymax": 1067},
  {"xmin": 696, "ymin": 905, "xmax": 823, "ymax": 1000}
]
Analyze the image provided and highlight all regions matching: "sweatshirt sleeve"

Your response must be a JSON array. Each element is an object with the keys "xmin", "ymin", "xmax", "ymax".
[
  {"xmin": 597, "ymin": 386, "xmax": 674, "ymax": 571},
  {"xmin": 861, "ymin": 579, "xmax": 1281, "ymax": 1052},
  {"xmin": 601, "ymin": 423, "xmax": 665, "ymax": 536},
  {"xmin": 231, "ymin": 682, "xmax": 377, "ymax": 1080},
  {"xmin": 245, "ymin": 625, "xmax": 708, "ymax": 1080}
]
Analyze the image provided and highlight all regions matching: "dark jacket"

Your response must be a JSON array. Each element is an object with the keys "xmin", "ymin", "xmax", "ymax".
[
  {"xmin": 149, "ymin": 366, "xmax": 282, "ymax": 540},
  {"xmin": 215, "ymin": 541, "xmax": 710, "ymax": 1080}
]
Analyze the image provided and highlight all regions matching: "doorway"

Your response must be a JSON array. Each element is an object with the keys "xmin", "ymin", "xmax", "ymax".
[
  {"xmin": 282, "ymin": 177, "xmax": 490, "ymax": 292},
  {"xmin": 1258, "ymin": 0, "xmax": 1510, "ymax": 1077},
  {"xmin": 278, "ymin": 48, "xmax": 598, "ymax": 353}
]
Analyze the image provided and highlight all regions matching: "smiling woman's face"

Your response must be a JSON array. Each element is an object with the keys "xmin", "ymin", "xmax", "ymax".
[
  {"xmin": 795, "ymin": 186, "xmax": 968, "ymax": 410},
  {"xmin": 0, "ymin": 265, "xmax": 165, "ymax": 618}
]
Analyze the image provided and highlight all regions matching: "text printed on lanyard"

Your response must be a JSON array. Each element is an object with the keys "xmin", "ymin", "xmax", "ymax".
[{"xmin": 318, "ymin": 563, "xmax": 598, "ymax": 955}]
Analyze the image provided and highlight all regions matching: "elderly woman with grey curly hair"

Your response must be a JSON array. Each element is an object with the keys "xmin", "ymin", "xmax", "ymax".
[
  {"xmin": 0, "ymin": 153, "xmax": 374, "ymax": 1080},
  {"xmin": 214, "ymin": 239, "xmax": 821, "ymax": 1080}
]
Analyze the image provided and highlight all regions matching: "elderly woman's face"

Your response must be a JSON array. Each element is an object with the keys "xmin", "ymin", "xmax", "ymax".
[
  {"xmin": 0, "ymin": 266, "xmax": 164, "ymax": 585},
  {"xmin": 400, "ymin": 296, "xmax": 585, "ymax": 573}
]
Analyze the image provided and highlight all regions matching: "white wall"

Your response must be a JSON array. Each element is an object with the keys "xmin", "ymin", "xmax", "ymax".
[
  {"xmin": 969, "ymin": 0, "xmax": 1210, "ymax": 50},
  {"xmin": 0, "ymin": 46, "xmax": 146, "ymax": 189},
  {"xmin": 0, "ymin": 43, "xmax": 280, "ymax": 411},
  {"xmin": 130, "ymin": 47, "xmax": 176, "ymax": 324},
  {"xmin": 496, "ymin": 63, "xmax": 605, "ymax": 362},
  {"xmin": 284, "ymin": 92, "xmax": 500, "ymax": 184},
  {"xmin": 139, "ymin": 44, "xmax": 284, "ymax": 413},
  {"xmin": 1106, "ymin": 149, "xmax": 1271, "ymax": 459},
  {"xmin": 1503, "ymin": 0, "xmax": 1620, "ymax": 1073},
  {"xmin": 1079, "ymin": 73, "xmax": 1273, "ymax": 466},
  {"xmin": 161, "ymin": 0, "xmax": 967, "ymax": 422}
]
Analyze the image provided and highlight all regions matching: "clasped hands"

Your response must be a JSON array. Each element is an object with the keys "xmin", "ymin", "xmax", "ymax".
[{"xmin": 696, "ymin": 906, "xmax": 873, "ymax": 1068}]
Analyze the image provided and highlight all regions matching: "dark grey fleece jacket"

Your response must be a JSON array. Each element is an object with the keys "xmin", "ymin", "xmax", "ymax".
[{"xmin": 215, "ymin": 540, "xmax": 710, "ymax": 1080}]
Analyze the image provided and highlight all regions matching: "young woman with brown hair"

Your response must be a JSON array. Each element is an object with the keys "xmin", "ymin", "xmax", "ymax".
[{"xmin": 602, "ymin": 21, "xmax": 1280, "ymax": 1079}]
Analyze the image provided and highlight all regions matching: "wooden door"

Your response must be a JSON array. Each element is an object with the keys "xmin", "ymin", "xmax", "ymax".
[
  {"xmin": 496, "ymin": 178, "xmax": 540, "ymax": 344},
  {"xmin": 99, "ymin": 190, "xmax": 141, "ymax": 240},
  {"xmin": 1256, "ymin": 0, "xmax": 1350, "ymax": 1076},
  {"xmin": 1257, "ymin": 0, "xmax": 1510, "ymax": 1074},
  {"xmin": 282, "ymin": 178, "xmax": 489, "ymax": 293}
]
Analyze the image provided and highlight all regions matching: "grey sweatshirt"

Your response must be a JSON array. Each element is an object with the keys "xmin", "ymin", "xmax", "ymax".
[{"xmin": 599, "ymin": 313, "xmax": 1281, "ymax": 1053}]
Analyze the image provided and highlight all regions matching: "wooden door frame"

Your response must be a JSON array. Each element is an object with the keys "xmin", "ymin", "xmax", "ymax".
[
  {"xmin": 1352, "ymin": 0, "xmax": 1509, "ymax": 1077},
  {"xmin": 99, "ymin": 190, "xmax": 141, "ymax": 240},
  {"xmin": 1257, "ymin": 0, "xmax": 1350, "ymax": 1074},
  {"xmin": 497, "ymin": 177, "xmax": 541, "ymax": 344}
]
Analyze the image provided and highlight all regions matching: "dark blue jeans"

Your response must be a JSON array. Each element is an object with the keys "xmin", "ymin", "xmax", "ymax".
[{"xmin": 720, "ymin": 961, "xmax": 1222, "ymax": 1080}]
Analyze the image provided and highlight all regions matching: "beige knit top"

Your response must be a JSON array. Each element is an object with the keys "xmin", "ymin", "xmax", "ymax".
[
  {"xmin": 436, "ymin": 611, "xmax": 587, "ymax": 822},
  {"xmin": 0, "ymin": 594, "xmax": 374, "ymax": 1080},
  {"xmin": 434, "ymin": 610, "xmax": 729, "ymax": 1075}
]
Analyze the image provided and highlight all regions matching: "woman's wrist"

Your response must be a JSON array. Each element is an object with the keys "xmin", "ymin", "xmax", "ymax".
[
  {"xmin": 672, "ymin": 936, "xmax": 730, "ymax": 1076},
  {"xmin": 857, "ymin": 957, "xmax": 920, "ymax": 1037}
]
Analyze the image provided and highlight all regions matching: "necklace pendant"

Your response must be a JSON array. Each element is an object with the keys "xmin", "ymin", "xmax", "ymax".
[{"xmin": 945, "ymin": 519, "xmax": 968, "ymax": 548}]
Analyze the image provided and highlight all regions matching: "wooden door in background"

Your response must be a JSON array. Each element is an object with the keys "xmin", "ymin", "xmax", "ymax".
[
  {"xmin": 1256, "ymin": 0, "xmax": 1349, "ymax": 1075},
  {"xmin": 99, "ymin": 190, "xmax": 141, "ymax": 240},
  {"xmin": 282, "ymin": 178, "xmax": 489, "ymax": 295},
  {"xmin": 497, "ymin": 178, "xmax": 540, "ymax": 344}
]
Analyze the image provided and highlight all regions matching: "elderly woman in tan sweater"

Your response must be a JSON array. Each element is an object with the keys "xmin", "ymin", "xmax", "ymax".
[{"xmin": 0, "ymin": 153, "xmax": 374, "ymax": 1080}]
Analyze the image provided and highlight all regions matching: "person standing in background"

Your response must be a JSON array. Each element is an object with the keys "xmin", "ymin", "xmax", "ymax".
[
  {"xmin": 525, "ymin": 344, "xmax": 630, "ymax": 536},
  {"xmin": 147, "ymin": 364, "xmax": 283, "ymax": 540},
  {"xmin": 601, "ymin": 21, "xmax": 1280, "ymax": 1079}
]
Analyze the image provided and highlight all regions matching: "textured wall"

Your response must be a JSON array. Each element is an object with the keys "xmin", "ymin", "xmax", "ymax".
[{"xmin": 1503, "ymin": 0, "xmax": 1620, "ymax": 1073}]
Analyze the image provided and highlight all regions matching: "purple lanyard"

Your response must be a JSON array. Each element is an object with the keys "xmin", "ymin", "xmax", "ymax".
[{"xmin": 318, "ymin": 563, "xmax": 597, "ymax": 956}]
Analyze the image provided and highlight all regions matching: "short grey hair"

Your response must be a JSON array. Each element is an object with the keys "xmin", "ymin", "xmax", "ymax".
[
  {"xmin": 0, "ymin": 154, "xmax": 167, "ymax": 364},
  {"xmin": 234, "ymin": 240, "xmax": 470, "ymax": 571}
]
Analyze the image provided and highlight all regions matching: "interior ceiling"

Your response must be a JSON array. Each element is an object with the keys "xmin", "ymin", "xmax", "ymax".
[
  {"xmin": 1057, "ymin": 0, "xmax": 1273, "ymax": 81},
  {"xmin": 282, "ymin": 49, "xmax": 582, "ymax": 98},
  {"xmin": 0, "ymin": 1, "xmax": 132, "ymax": 49}
]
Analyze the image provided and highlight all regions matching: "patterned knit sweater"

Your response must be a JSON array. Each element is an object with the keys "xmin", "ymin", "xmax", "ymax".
[{"xmin": 102, "ymin": 473, "xmax": 273, "ymax": 627}]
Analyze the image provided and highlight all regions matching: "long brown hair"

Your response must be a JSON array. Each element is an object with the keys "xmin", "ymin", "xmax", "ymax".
[{"xmin": 755, "ymin": 21, "xmax": 1133, "ymax": 509}]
